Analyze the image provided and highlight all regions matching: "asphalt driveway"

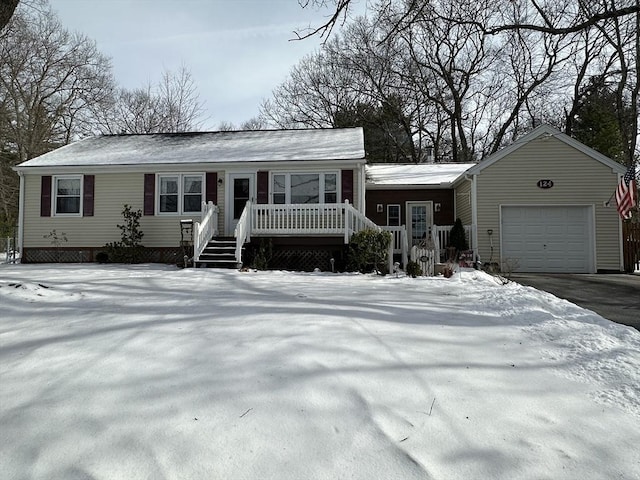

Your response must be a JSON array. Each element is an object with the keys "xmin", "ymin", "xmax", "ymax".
[{"xmin": 510, "ymin": 273, "xmax": 640, "ymax": 331}]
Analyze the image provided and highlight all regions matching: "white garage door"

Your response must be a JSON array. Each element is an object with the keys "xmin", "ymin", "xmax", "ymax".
[{"xmin": 501, "ymin": 206, "xmax": 593, "ymax": 273}]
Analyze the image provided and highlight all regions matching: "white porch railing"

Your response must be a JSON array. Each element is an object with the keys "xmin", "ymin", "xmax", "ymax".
[
  {"xmin": 251, "ymin": 202, "xmax": 346, "ymax": 235},
  {"xmin": 193, "ymin": 201, "xmax": 218, "ymax": 262},
  {"xmin": 233, "ymin": 200, "xmax": 395, "ymax": 270},
  {"xmin": 248, "ymin": 200, "xmax": 380, "ymax": 241},
  {"xmin": 382, "ymin": 225, "xmax": 409, "ymax": 268},
  {"xmin": 432, "ymin": 224, "xmax": 474, "ymax": 262}
]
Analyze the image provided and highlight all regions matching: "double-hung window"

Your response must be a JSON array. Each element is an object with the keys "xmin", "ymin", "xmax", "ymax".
[
  {"xmin": 54, "ymin": 175, "xmax": 82, "ymax": 215},
  {"xmin": 158, "ymin": 174, "xmax": 203, "ymax": 214},
  {"xmin": 271, "ymin": 172, "xmax": 338, "ymax": 204},
  {"xmin": 387, "ymin": 205, "xmax": 401, "ymax": 226}
]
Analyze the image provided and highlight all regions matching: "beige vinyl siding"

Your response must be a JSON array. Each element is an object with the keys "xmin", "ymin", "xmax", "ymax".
[
  {"xmin": 475, "ymin": 136, "xmax": 621, "ymax": 270},
  {"xmin": 454, "ymin": 178, "xmax": 472, "ymax": 225},
  {"xmin": 23, "ymin": 173, "xmax": 204, "ymax": 248}
]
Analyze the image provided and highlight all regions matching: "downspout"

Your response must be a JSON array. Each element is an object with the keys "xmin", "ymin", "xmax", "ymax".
[
  {"xmin": 17, "ymin": 171, "xmax": 25, "ymax": 260},
  {"xmin": 465, "ymin": 173, "xmax": 479, "ymax": 264}
]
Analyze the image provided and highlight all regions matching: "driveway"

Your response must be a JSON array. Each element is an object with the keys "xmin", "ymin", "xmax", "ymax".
[{"xmin": 510, "ymin": 273, "xmax": 640, "ymax": 331}]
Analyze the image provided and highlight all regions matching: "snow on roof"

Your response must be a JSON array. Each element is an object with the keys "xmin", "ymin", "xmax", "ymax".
[
  {"xmin": 16, "ymin": 128, "xmax": 365, "ymax": 169},
  {"xmin": 366, "ymin": 163, "xmax": 475, "ymax": 187}
]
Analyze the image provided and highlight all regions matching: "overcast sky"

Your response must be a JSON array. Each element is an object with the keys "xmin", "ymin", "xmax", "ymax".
[{"xmin": 48, "ymin": 0, "xmax": 364, "ymax": 130}]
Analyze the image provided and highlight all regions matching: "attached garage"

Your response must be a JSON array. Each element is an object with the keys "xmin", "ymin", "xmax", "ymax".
[
  {"xmin": 454, "ymin": 125, "xmax": 627, "ymax": 274},
  {"xmin": 501, "ymin": 205, "xmax": 594, "ymax": 273}
]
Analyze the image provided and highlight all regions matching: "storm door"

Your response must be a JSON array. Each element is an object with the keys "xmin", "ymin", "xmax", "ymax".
[
  {"xmin": 227, "ymin": 173, "xmax": 255, "ymax": 235},
  {"xmin": 406, "ymin": 201, "xmax": 433, "ymax": 246}
]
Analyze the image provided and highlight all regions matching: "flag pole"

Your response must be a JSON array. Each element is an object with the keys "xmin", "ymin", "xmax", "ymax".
[{"xmin": 605, "ymin": 191, "xmax": 615, "ymax": 207}]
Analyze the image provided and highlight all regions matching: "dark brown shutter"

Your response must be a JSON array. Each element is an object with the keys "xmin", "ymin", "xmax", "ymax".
[
  {"xmin": 40, "ymin": 176, "xmax": 52, "ymax": 217},
  {"xmin": 257, "ymin": 171, "xmax": 269, "ymax": 204},
  {"xmin": 83, "ymin": 175, "xmax": 95, "ymax": 216},
  {"xmin": 341, "ymin": 169, "xmax": 354, "ymax": 204},
  {"xmin": 144, "ymin": 174, "xmax": 155, "ymax": 215},
  {"xmin": 206, "ymin": 172, "xmax": 218, "ymax": 204}
]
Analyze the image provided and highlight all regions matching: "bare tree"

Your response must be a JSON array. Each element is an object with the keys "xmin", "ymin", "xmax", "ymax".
[
  {"xmin": 96, "ymin": 65, "xmax": 205, "ymax": 134},
  {"xmin": 0, "ymin": 3, "xmax": 114, "ymax": 226},
  {"xmin": 300, "ymin": 0, "xmax": 640, "ymax": 38},
  {"xmin": 240, "ymin": 117, "xmax": 268, "ymax": 130},
  {"xmin": 291, "ymin": 0, "xmax": 638, "ymax": 163},
  {"xmin": 217, "ymin": 121, "xmax": 236, "ymax": 131}
]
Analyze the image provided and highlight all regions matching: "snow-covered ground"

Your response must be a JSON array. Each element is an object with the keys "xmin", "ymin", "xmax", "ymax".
[{"xmin": 1, "ymin": 264, "xmax": 639, "ymax": 480}]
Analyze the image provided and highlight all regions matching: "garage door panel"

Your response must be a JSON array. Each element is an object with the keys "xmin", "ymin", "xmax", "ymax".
[{"xmin": 501, "ymin": 206, "xmax": 592, "ymax": 273}]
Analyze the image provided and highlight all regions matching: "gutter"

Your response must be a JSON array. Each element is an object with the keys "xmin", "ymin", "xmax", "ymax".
[{"xmin": 464, "ymin": 174, "xmax": 479, "ymax": 263}]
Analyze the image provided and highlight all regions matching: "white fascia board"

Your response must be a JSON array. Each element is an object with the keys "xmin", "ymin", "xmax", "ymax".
[
  {"xmin": 366, "ymin": 183, "xmax": 454, "ymax": 190},
  {"xmin": 466, "ymin": 124, "xmax": 627, "ymax": 176}
]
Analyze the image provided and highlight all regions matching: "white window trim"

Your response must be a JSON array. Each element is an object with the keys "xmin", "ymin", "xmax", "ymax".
[
  {"xmin": 53, "ymin": 174, "xmax": 83, "ymax": 217},
  {"xmin": 156, "ymin": 173, "xmax": 204, "ymax": 215},
  {"xmin": 387, "ymin": 204, "xmax": 401, "ymax": 226},
  {"xmin": 269, "ymin": 171, "xmax": 340, "ymax": 204}
]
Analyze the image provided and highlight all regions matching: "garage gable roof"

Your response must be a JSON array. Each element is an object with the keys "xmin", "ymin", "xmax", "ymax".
[
  {"xmin": 464, "ymin": 125, "xmax": 627, "ymax": 176},
  {"xmin": 15, "ymin": 127, "xmax": 365, "ymax": 170}
]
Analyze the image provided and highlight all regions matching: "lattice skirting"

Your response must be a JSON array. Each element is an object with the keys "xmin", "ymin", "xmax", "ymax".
[
  {"xmin": 22, "ymin": 247, "xmax": 182, "ymax": 264},
  {"xmin": 244, "ymin": 244, "xmax": 347, "ymax": 272}
]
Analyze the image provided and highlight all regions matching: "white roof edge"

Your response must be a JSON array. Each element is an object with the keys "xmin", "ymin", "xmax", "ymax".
[
  {"xmin": 14, "ymin": 127, "xmax": 366, "ymax": 170},
  {"xmin": 366, "ymin": 183, "xmax": 455, "ymax": 190},
  {"xmin": 14, "ymin": 157, "xmax": 365, "ymax": 175},
  {"xmin": 465, "ymin": 125, "xmax": 627, "ymax": 176}
]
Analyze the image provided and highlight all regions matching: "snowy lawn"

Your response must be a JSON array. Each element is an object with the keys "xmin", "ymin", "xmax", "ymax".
[{"xmin": 1, "ymin": 264, "xmax": 639, "ymax": 480}]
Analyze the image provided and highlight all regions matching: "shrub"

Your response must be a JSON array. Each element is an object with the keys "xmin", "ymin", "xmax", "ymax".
[
  {"xmin": 96, "ymin": 251, "xmax": 109, "ymax": 263},
  {"xmin": 347, "ymin": 228, "xmax": 392, "ymax": 274},
  {"xmin": 448, "ymin": 218, "xmax": 468, "ymax": 259},
  {"xmin": 252, "ymin": 238, "xmax": 273, "ymax": 270},
  {"xmin": 105, "ymin": 205, "xmax": 145, "ymax": 263},
  {"xmin": 405, "ymin": 260, "xmax": 422, "ymax": 278}
]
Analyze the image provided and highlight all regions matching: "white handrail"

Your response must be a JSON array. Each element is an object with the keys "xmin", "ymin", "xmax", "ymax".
[
  {"xmin": 343, "ymin": 200, "xmax": 380, "ymax": 242},
  {"xmin": 234, "ymin": 200, "xmax": 252, "ymax": 265},
  {"xmin": 194, "ymin": 201, "xmax": 218, "ymax": 262}
]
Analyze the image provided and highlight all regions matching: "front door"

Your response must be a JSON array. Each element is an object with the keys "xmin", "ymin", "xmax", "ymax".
[
  {"xmin": 406, "ymin": 201, "xmax": 433, "ymax": 246},
  {"xmin": 227, "ymin": 174, "xmax": 255, "ymax": 236}
]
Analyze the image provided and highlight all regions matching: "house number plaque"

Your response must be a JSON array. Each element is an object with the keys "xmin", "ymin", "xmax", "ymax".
[{"xmin": 537, "ymin": 179, "xmax": 554, "ymax": 189}]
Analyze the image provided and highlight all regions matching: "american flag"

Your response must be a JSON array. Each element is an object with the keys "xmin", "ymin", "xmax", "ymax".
[{"xmin": 616, "ymin": 163, "xmax": 637, "ymax": 220}]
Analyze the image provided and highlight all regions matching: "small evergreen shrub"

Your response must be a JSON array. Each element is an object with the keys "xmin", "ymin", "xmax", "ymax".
[
  {"xmin": 252, "ymin": 238, "xmax": 273, "ymax": 270},
  {"xmin": 405, "ymin": 260, "xmax": 422, "ymax": 278},
  {"xmin": 105, "ymin": 205, "xmax": 145, "ymax": 263},
  {"xmin": 347, "ymin": 228, "xmax": 392, "ymax": 274},
  {"xmin": 448, "ymin": 218, "xmax": 468, "ymax": 259}
]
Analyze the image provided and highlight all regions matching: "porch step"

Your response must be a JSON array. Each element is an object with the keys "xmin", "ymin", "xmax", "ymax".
[{"xmin": 195, "ymin": 238, "xmax": 242, "ymax": 269}]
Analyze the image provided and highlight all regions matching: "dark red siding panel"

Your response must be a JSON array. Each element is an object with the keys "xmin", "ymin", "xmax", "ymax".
[
  {"xmin": 144, "ymin": 174, "xmax": 155, "ymax": 215},
  {"xmin": 341, "ymin": 169, "xmax": 354, "ymax": 204},
  {"xmin": 257, "ymin": 171, "xmax": 269, "ymax": 204},
  {"xmin": 206, "ymin": 172, "xmax": 218, "ymax": 204},
  {"xmin": 40, "ymin": 176, "xmax": 52, "ymax": 217},
  {"xmin": 83, "ymin": 175, "xmax": 95, "ymax": 216}
]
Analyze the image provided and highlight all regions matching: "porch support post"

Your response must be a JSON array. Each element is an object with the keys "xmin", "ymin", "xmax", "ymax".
[{"xmin": 344, "ymin": 200, "xmax": 350, "ymax": 244}]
